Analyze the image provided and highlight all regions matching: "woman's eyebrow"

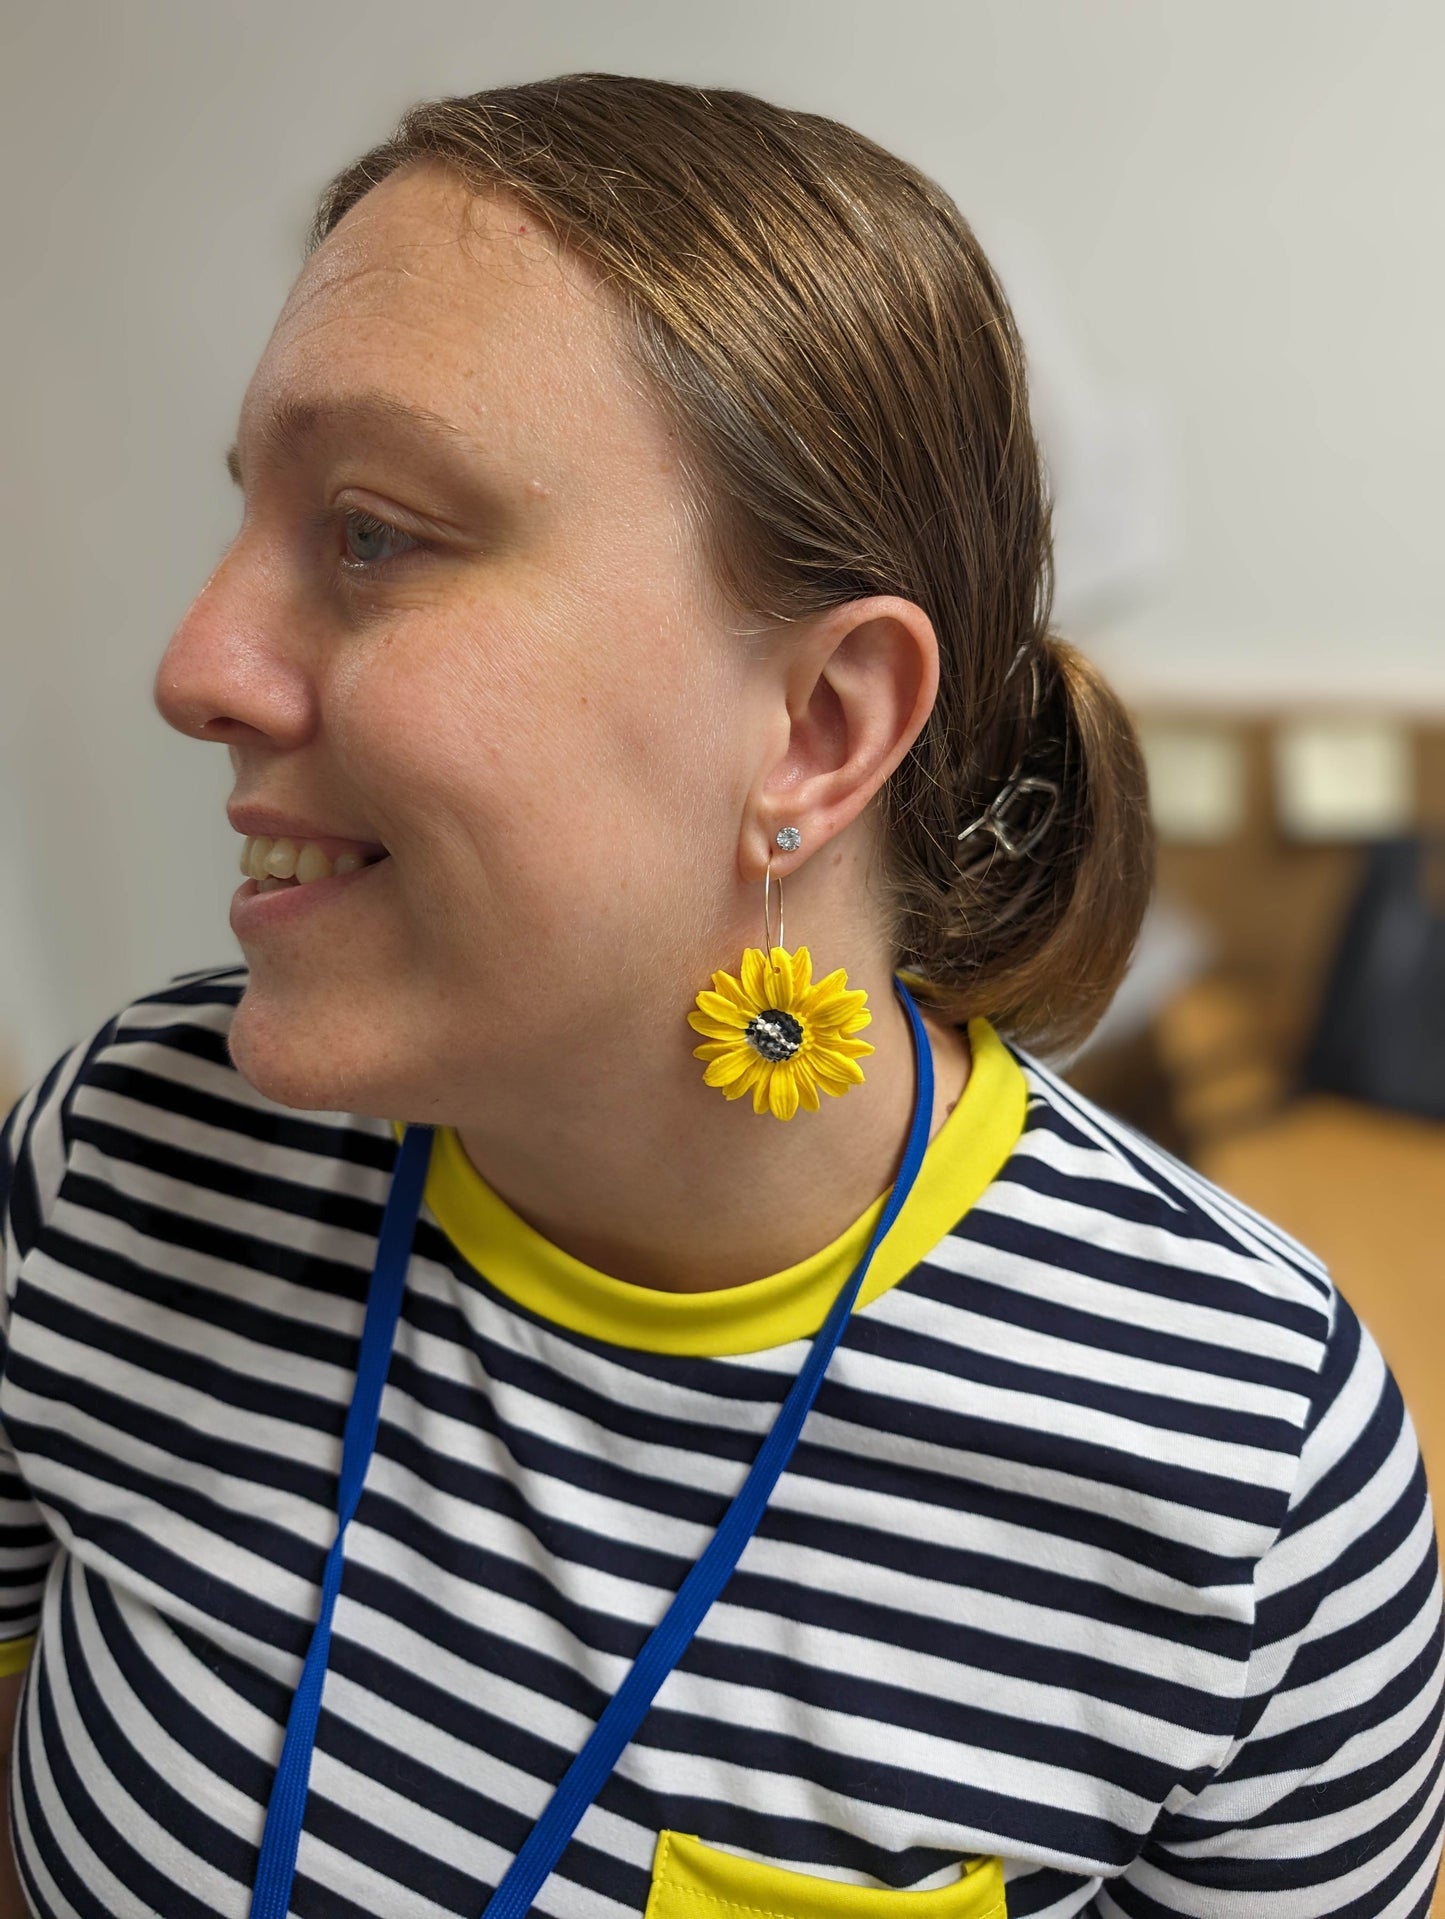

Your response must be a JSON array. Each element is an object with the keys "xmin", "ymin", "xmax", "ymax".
[{"xmin": 224, "ymin": 391, "xmax": 478, "ymax": 488}]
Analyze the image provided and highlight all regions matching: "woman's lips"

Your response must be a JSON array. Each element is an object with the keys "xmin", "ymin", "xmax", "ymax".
[{"xmin": 230, "ymin": 851, "xmax": 392, "ymax": 936}]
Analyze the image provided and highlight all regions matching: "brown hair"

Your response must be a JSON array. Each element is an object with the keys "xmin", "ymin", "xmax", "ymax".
[{"xmin": 306, "ymin": 72, "xmax": 1154, "ymax": 1063}]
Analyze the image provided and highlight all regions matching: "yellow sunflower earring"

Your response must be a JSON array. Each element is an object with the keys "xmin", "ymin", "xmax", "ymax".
[{"xmin": 687, "ymin": 826, "xmax": 877, "ymax": 1121}]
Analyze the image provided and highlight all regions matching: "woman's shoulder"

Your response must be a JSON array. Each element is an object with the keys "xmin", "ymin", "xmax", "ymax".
[
  {"xmin": 1, "ymin": 964, "xmax": 390, "ymax": 1293},
  {"xmin": 981, "ymin": 1028, "xmax": 1338, "ymax": 1350},
  {"xmin": 911, "ymin": 1032, "xmax": 1370, "ymax": 1586},
  {"xmin": 947, "ymin": 1036, "xmax": 1343, "ymax": 1443}
]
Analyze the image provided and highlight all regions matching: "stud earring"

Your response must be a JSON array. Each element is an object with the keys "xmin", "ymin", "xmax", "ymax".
[{"xmin": 687, "ymin": 826, "xmax": 876, "ymax": 1121}]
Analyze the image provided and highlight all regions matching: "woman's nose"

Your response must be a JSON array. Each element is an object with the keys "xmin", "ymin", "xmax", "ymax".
[{"xmin": 153, "ymin": 547, "xmax": 308, "ymax": 747}]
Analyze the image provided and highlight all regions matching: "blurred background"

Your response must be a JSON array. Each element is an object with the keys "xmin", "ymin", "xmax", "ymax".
[{"xmin": 2, "ymin": 0, "xmax": 1442, "ymax": 1654}]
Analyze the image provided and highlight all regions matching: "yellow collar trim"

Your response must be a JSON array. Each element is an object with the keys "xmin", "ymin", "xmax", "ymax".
[{"xmin": 388, "ymin": 1014, "xmax": 1025, "ymax": 1356}]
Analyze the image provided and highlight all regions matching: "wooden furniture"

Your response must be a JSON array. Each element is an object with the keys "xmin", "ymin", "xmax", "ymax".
[{"xmin": 1135, "ymin": 711, "xmax": 1445, "ymax": 1086}]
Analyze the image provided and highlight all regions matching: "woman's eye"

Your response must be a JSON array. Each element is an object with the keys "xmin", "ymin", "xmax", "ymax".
[{"xmin": 337, "ymin": 507, "xmax": 423, "ymax": 574}]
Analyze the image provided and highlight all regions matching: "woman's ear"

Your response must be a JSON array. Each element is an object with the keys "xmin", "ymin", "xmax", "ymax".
[{"xmin": 744, "ymin": 595, "xmax": 939, "ymax": 880}]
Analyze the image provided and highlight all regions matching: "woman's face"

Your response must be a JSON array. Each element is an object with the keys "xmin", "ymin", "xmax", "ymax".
[{"xmin": 155, "ymin": 163, "xmax": 754, "ymax": 1124}]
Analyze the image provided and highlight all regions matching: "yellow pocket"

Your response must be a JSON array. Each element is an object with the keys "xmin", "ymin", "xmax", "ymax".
[{"xmin": 645, "ymin": 1829, "xmax": 1007, "ymax": 1919}]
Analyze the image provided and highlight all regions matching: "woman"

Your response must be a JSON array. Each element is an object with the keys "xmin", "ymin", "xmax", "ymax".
[{"xmin": 0, "ymin": 71, "xmax": 1439, "ymax": 1919}]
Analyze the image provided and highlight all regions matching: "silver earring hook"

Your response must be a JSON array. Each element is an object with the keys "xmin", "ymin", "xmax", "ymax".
[
  {"xmin": 763, "ymin": 854, "xmax": 784, "ymax": 960},
  {"xmin": 764, "ymin": 826, "xmax": 801, "ymax": 966}
]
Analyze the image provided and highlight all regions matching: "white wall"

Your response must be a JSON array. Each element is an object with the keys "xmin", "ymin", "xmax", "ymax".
[{"xmin": 3, "ymin": 0, "xmax": 1441, "ymax": 1088}]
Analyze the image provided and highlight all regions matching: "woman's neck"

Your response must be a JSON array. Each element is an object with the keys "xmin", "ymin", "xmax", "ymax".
[{"xmin": 451, "ymin": 978, "xmax": 972, "ymax": 1296}]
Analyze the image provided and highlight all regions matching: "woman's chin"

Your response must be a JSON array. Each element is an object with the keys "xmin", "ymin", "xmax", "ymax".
[{"xmin": 226, "ymin": 996, "xmax": 379, "ymax": 1117}]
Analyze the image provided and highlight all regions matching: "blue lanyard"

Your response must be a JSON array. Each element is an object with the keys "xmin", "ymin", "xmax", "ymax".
[{"xmin": 250, "ymin": 974, "xmax": 935, "ymax": 1919}]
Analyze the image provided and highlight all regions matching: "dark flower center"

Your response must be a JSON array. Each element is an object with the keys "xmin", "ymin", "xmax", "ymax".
[{"xmin": 745, "ymin": 1008, "xmax": 804, "ymax": 1062}]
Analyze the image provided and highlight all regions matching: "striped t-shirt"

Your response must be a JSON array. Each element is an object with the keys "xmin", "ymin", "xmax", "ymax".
[{"xmin": 0, "ymin": 963, "xmax": 1441, "ymax": 1919}]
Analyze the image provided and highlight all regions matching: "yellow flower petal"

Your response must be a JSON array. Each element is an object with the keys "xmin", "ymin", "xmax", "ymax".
[
  {"xmin": 801, "ymin": 997, "xmax": 867, "ymax": 1032},
  {"xmin": 765, "ymin": 947, "xmax": 794, "ymax": 1006},
  {"xmin": 688, "ymin": 1011, "xmax": 744, "ymax": 1042},
  {"xmin": 811, "ymin": 1053, "xmax": 867, "ymax": 1089},
  {"xmin": 800, "ymin": 990, "xmax": 869, "ymax": 1035},
  {"xmin": 823, "ymin": 1035, "xmax": 876, "ymax": 1060},
  {"xmin": 806, "ymin": 966, "xmax": 853, "ymax": 1002},
  {"xmin": 769, "ymin": 1068, "xmax": 800, "ymax": 1121},
  {"xmin": 703, "ymin": 1051, "xmax": 755, "ymax": 1088},
  {"xmin": 789, "ymin": 1058, "xmax": 823, "ymax": 1113},
  {"xmin": 736, "ymin": 1055, "xmax": 769, "ymax": 1095},
  {"xmin": 740, "ymin": 947, "xmax": 769, "ymax": 1007},
  {"xmin": 710, "ymin": 969, "xmax": 753, "ymax": 1010},
  {"xmin": 692, "ymin": 990, "xmax": 751, "ymax": 1027},
  {"xmin": 808, "ymin": 1070, "xmax": 854, "ymax": 1099}
]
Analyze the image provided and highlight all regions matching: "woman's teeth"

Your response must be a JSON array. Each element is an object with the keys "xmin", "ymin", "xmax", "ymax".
[{"xmin": 239, "ymin": 835, "xmax": 387, "ymax": 888}]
